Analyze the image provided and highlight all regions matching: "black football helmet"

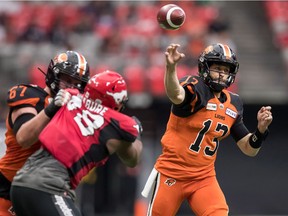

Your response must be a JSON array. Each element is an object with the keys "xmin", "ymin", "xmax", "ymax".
[
  {"xmin": 198, "ymin": 43, "xmax": 239, "ymax": 92},
  {"xmin": 45, "ymin": 51, "xmax": 90, "ymax": 95}
]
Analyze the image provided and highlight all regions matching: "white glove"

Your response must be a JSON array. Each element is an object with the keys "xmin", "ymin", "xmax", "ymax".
[{"xmin": 54, "ymin": 89, "xmax": 71, "ymax": 107}]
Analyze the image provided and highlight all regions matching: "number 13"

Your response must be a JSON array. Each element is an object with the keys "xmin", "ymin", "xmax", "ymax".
[{"xmin": 189, "ymin": 120, "xmax": 228, "ymax": 157}]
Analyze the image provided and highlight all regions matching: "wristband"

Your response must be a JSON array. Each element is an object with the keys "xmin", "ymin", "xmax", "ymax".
[
  {"xmin": 249, "ymin": 128, "xmax": 269, "ymax": 149},
  {"xmin": 44, "ymin": 100, "xmax": 60, "ymax": 118}
]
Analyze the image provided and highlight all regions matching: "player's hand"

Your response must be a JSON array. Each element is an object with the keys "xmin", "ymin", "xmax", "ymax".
[
  {"xmin": 165, "ymin": 43, "xmax": 185, "ymax": 67},
  {"xmin": 44, "ymin": 89, "xmax": 71, "ymax": 118},
  {"xmin": 132, "ymin": 116, "xmax": 143, "ymax": 135},
  {"xmin": 54, "ymin": 89, "xmax": 71, "ymax": 107},
  {"xmin": 257, "ymin": 106, "xmax": 273, "ymax": 133}
]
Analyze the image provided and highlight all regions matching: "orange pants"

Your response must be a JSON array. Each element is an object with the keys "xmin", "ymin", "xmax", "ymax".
[
  {"xmin": 0, "ymin": 198, "xmax": 16, "ymax": 216},
  {"xmin": 147, "ymin": 172, "xmax": 228, "ymax": 216}
]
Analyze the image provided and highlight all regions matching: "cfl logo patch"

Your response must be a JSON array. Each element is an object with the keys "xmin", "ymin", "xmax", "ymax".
[
  {"xmin": 252, "ymin": 134, "xmax": 258, "ymax": 142},
  {"xmin": 165, "ymin": 178, "xmax": 176, "ymax": 187}
]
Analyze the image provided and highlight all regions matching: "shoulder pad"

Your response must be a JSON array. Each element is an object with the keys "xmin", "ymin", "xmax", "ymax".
[
  {"xmin": 179, "ymin": 76, "xmax": 201, "ymax": 87},
  {"xmin": 7, "ymin": 84, "xmax": 47, "ymax": 108},
  {"xmin": 228, "ymin": 91, "xmax": 243, "ymax": 110}
]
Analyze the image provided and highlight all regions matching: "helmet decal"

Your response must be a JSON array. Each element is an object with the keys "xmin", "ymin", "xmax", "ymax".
[
  {"xmin": 83, "ymin": 70, "xmax": 128, "ymax": 111},
  {"xmin": 75, "ymin": 52, "xmax": 88, "ymax": 77},
  {"xmin": 106, "ymin": 89, "xmax": 128, "ymax": 105},
  {"xmin": 54, "ymin": 53, "xmax": 68, "ymax": 63},
  {"xmin": 203, "ymin": 45, "xmax": 213, "ymax": 54},
  {"xmin": 217, "ymin": 43, "xmax": 232, "ymax": 59}
]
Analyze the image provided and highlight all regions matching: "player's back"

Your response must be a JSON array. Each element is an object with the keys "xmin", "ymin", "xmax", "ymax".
[{"xmin": 0, "ymin": 84, "xmax": 50, "ymax": 182}]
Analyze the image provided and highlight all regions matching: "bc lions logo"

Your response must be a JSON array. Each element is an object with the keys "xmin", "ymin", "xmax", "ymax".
[
  {"xmin": 203, "ymin": 45, "xmax": 213, "ymax": 55},
  {"xmin": 8, "ymin": 205, "xmax": 16, "ymax": 215},
  {"xmin": 54, "ymin": 53, "xmax": 68, "ymax": 63},
  {"xmin": 165, "ymin": 178, "xmax": 176, "ymax": 187}
]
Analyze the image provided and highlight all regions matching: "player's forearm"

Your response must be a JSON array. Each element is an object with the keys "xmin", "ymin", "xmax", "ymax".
[
  {"xmin": 118, "ymin": 139, "xmax": 143, "ymax": 167},
  {"xmin": 16, "ymin": 110, "xmax": 50, "ymax": 148},
  {"xmin": 237, "ymin": 133, "xmax": 260, "ymax": 157},
  {"xmin": 164, "ymin": 65, "xmax": 185, "ymax": 104}
]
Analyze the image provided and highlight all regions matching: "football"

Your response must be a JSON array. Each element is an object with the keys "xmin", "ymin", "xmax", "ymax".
[{"xmin": 157, "ymin": 4, "xmax": 186, "ymax": 30}]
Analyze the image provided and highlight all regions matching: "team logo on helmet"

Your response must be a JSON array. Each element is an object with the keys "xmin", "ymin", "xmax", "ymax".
[
  {"xmin": 54, "ymin": 53, "xmax": 68, "ymax": 64},
  {"xmin": 203, "ymin": 45, "xmax": 213, "ymax": 54},
  {"xmin": 106, "ymin": 90, "xmax": 127, "ymax": 106}
]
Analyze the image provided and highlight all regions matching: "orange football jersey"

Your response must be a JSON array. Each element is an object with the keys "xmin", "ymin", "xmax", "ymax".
[
  {"xmin": 155, "ymin": 76, "xmax": 245, "ymax": 180},
  {"xmin": 0, "ymin": 84, "xmax": 50, "ymax": 182}
]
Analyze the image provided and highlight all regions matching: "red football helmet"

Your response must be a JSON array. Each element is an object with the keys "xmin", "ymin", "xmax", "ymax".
[{"xmin": 83, "ymin": 70, "xmax": 128, "ymax": 111}]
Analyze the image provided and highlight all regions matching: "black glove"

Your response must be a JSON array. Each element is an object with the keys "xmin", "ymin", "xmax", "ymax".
[{"xmin": 132, "ymin": 116, "xmax": 143, "ymax": 137}]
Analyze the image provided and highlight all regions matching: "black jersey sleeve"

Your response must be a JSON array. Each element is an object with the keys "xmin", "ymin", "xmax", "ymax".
[
  {"xmin": 172, "ymin": 76, "xmax": 213, "ymax": 117},
  {"xmin": 229, "ymin": 92, "xmax": 250, "ymax": 142},
  {"xmin": 171, "ymin": 76, "xmax": 196, "ymax": 117},
  {"xmin": 113, "ymin": 116, "xmax": 138, "ymax": 142},
  {"xmin": 99, "ymin": 114, "xmax": 138, "ymax": 146},
  {"xmin": 179, "ymin": 75, "xmax": 197, "ymax": 101},
  {"xmin": 230, "ymin": 118, "xmax": 250, "ymax": 142}
]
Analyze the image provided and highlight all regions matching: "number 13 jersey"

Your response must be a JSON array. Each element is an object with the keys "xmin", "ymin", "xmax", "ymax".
[{"xmin": 155, "ymin": 76, "xmax": 249, "ymax": 180}]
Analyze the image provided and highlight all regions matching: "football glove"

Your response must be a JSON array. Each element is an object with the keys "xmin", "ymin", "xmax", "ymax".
[
  {"xmin": 54, "ymin": 89, "xmax": 71, "ymax": 106},
  {"xmin": 132, "ymin": 116, "xmax": 143, "ymax": 136},
  {"xmin": 44, "ymin": 89, "xmax": 71, "ymax": 118}
]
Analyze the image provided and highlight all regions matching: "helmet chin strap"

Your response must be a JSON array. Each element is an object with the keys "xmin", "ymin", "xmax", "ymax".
[
  {"xmin": 206, "ymin": 71, "xmax": 226, "ymax": 92},
  {"xmin": 209, "ymin": 82, "xmax": 225, "ymax": 92}
]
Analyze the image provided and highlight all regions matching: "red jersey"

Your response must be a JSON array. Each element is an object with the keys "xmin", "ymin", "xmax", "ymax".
[
  {"xmin": 39, "ymin": 91, "xmax": 139, "ymax": 188},
  {"xmin": 155, "ymin": 76, "xmax": 248, "ymax": 180},
  {"xmin": 0, "ymin": 84, "xmax": 50, "ymax": 182}
]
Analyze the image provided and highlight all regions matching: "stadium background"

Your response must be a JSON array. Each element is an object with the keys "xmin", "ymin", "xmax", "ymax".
[{"xmin": 0, "ymin": 1, "xmax": 287, "ymax": 215}]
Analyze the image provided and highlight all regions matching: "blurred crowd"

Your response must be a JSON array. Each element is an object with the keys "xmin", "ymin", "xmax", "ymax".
[
  {"xmin": 264, "ymin": 1, "xmax": 288, "ymax": 74},
  {"xmin": 0, "ymin": 1, "xmax": 238, "ymax": 121}
]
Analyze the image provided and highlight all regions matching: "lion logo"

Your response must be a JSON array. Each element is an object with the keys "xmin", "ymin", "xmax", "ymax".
[{"xmin": 165, "ymin": 178, "xmax": 176, "ymax": 187}]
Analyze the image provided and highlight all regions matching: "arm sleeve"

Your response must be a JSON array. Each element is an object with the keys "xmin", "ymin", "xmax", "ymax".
[
  {"xmin": 13, "ymin": 113, "xmax": 36, "ymax": 134},
  {"xmin": 229, "ymin": 92, "xmax": 250, "ymax": 142},
  {"xmin": 230, "ymin": 117, "xmax": 250, "ymax": 142}
]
